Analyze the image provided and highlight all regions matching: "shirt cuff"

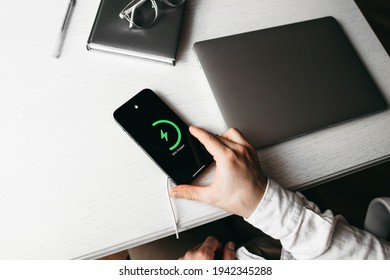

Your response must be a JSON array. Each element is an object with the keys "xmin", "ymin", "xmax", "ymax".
[{"xmin": 245, "ymin": 179, "xmax": 303, "ymax": 240}]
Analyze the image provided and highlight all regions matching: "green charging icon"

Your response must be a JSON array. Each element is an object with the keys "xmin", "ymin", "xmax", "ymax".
[{"xmin": 152, "ymin": 120, "xmax": 182, "ymax": 151}]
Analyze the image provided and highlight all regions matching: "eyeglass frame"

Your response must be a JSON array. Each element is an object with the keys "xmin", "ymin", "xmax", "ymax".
[{"xmin": 119, "ymin": 0, "xmax": 185, "ymax": 29}]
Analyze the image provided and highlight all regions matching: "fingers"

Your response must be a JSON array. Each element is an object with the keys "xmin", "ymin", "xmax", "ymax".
[
  {"xmin": 179, "ymin": 236, "xmax": 222, "ymax": 260},
  {"xmin": 223, "ymin": 241, "xmax": 235, "ymax": 260},
  {"xmin": 189, "ymin": 126, "xmax": 227, "ymax": 160},
  {"xmin": 222, "ymin": 127, "xmax": 254, "ymax": 149},
  {"xmin": 169, "ymin": 184, "xmax": 208, "ymax": 204},
  {"xmin": 214, "ymin": 127, "xmax": 254, "ymax": 152},
  {"xmin": 190, "ymin": 126, "xmax": 254, "ymax": 154},
  {"xmin": 179, "ymin": 237, "xmax": 235, "ymax": 260},
  {"xmin": 171, "ymin": 126, "xmax": 257, "ymax": 205},
  {"xmin": 202, "ymin": 236, "xmax": 223, "ymax": 255}
]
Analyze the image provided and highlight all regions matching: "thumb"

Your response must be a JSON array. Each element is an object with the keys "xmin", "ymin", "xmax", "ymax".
[{"xmin": 169, "ymin": 184, "xmax": 207, "ymax": 203}]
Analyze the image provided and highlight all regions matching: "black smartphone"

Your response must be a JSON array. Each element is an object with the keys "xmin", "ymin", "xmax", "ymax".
[{"xmin": 113, "ymin": 89, "xmax": 213, "ymax": 185}]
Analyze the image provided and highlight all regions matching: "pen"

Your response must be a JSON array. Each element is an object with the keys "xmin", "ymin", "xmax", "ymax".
[{"xmin": 52, "ymin": 0, "xmax": 76, "ymax": 58}]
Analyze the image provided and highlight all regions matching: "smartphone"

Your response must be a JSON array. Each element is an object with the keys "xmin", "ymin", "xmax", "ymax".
[{"xmin": 113, "ymin": 89, "xmax": 213, "ymax": 185}]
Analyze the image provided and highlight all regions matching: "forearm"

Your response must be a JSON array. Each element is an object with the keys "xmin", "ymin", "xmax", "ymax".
[{"xmin": 246, "ymin": 180, "xmax": 390, "ymax": 259}]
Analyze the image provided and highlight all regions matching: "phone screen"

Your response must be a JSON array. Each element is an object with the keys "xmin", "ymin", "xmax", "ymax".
[{"xmin": 113, "ymin": 89, "xmax": 213, "ymax": 185}]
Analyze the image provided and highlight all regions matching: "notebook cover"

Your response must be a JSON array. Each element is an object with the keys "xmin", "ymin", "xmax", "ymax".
[{"xmin": 87, "ymin": 0, "xmax": 185, "ymax": 65}]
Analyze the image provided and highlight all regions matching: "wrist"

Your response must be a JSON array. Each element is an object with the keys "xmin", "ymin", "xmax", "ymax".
[{"xmin": 242, "ymin": 179, "xmax": 267, "ymax": 218}]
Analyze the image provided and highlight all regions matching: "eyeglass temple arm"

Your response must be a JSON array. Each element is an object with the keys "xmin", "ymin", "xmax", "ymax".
[{"xmin": 119, "ymin": 0, "xmax": 149, "ymax": 24}]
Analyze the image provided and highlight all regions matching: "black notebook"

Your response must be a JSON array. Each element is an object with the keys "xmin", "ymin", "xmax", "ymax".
[{"xmin": 87, "ymin": 0, "xmax": 185, "ymax": 65}]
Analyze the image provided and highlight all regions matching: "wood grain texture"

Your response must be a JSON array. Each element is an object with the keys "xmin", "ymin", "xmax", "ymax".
[{"xmin": 0, "ymin": 0, "xmax": 389, "ymax": 259}]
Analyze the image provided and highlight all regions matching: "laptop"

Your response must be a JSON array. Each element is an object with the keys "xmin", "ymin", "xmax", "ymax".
[{"xmin": 193, "ymin": 17, "xmax": 387, "ymax": 149}]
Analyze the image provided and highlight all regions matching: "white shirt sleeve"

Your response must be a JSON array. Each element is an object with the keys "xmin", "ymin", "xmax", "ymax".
[{"xmin": 245, "ymin": 179, "xmax": 390, "ymax": 259}]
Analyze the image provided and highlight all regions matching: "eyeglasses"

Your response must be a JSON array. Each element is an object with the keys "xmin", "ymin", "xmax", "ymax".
[{"xmin": 119, "ymin": 0, "xmax": 185, "ymax": 29}]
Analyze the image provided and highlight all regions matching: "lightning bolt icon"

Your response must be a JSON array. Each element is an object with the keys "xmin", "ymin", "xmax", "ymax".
[{"xmin": 160, "ymin": 129, "xmax": 168, "ymax": 142}]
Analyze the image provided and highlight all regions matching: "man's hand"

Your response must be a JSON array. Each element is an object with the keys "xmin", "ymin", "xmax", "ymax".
[
  {"xmin": 170, "ymin": 126, "xmax": 267, "ymax": 218},
  {"xmin": 179, "ymin": 236, "xmax": 235, "ymax": 260}
]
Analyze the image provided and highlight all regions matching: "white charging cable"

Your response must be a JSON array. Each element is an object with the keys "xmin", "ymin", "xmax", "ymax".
[{"xmin": 166, "ymin": 177, "xmax": 179, "ymax": 239}]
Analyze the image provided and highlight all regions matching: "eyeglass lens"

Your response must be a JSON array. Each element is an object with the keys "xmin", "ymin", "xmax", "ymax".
[
  {"xmin": 131, "ymin": 0, "xmax": 157, "ymax": 28},
  {"xmin": 120, "ymin": 0, "xmax": 185, "ymax": 29},
  {"xmin": 162, "ymin": 0, "xmax": 185, "ymax": 7}
]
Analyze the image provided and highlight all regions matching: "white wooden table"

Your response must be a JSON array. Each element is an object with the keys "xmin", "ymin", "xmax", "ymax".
[{"xmin": 0, "ymin": 0, "xmax": 389, "ymax": 259}]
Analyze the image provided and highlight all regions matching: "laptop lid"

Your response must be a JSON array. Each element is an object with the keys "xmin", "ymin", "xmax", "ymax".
[{"xmin": 193, "ymin": 17, "xmax": 387, "ymax": 149}]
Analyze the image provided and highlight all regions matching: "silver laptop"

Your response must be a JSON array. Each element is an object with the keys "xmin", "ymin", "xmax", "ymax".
[{"xmin": 193, "ymin": 17, "xmax": 387, "ymax": 149}]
